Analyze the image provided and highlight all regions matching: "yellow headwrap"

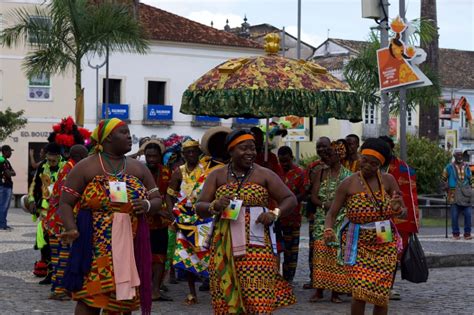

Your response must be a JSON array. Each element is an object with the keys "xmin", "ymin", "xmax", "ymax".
[
  {"xmin": 182, "ymin": 139, "xmax": 199, "ymax": 149},
  {"xmin": 91, "ymin": 118, "xmax": 126, "ymax": 152}
]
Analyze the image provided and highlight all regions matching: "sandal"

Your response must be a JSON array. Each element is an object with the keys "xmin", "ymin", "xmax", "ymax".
[
  {"xmin": 184, "ymin": 294, "xmax": 198, "ymax": 305},
  {"xmin": 309, "ymin": 290, "xmax": 324, "ymax": 303},
  {"xmin": 331, "ymin": 296, "xmax": 343, "ymax": 303}
]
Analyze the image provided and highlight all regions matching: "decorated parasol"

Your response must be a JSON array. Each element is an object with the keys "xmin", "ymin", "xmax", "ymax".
[
  {"xmin": 180, "ymin": 33, "xmax": 362, "ymax": 160},
  {"xmin": 181, "ymin": 33, "xmax": 361, "ymax": 121}
]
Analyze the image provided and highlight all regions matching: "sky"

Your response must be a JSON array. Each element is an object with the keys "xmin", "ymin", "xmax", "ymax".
[{"xmin": 142, "ymin": 0, "xmax": 474, "ymax": 51}]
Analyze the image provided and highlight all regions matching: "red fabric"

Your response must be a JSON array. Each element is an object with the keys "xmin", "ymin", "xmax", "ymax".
[
  {"xmin": 147, "ymin": 165, "xmax": 171, "ymax": 229},
  {"xmin": 280, "ymin": 164, "xmax": 305, "ymax": 227},
  {"xmin": 255, "ymin": 152, "xmax": 284, "ymax": 179},
  {"xmin": 44, "ymin": 159, "xmax": 75, "ymax": 234},
  {"xmin": 388, "ymin": 157, "xmax": 419, "ymax": 235}
]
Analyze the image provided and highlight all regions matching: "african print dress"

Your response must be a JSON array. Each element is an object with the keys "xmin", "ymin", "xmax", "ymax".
[
  {"xmin": 68, "ymin": 174, "xmax": 150, "ymax": 313},
  {"xmin": 209, "ymin": 182, "xmax": 296, "ymax": 314},
  {"xmin": 312, "ymin": 166, "xmax": 351, "ymax": 293},
  {"xmin": 172, "ymin": 160, "xmax": 218, "ymax": 277},
  {"xmin": 341, "ymin": 180, "xmax": 401, "ymax": 307}
]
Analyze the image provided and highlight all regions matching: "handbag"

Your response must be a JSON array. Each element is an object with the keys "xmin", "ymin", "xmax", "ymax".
[
  {"xmin": 401, "ymin": 233, "xmax": 429, "ymax": 283},
  {"xmin": 452, "ymin": 163, "xmax": 473, "ymax": 206}
]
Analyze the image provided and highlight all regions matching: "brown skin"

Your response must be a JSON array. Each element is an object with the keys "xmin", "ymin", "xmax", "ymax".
[
  {"xmin": 309, "ymin": 148, "xmax": 343, "ymax": 302},
  {"xmin": 59, "ymin": 124, "xmax": 162, "ymax": 245},
  {"xmin": 323, "ymin": 154, "xmax": 404, "ymax": 315},
  {"xmin": 278, "ymin": 152, "xmax": 307, "ymax": 203},
  {"xmin": 195, "ymin": 140, "xmax": 297, "ymax": 224},
  {"xmin": 165, "ymin": 145, "xmax": 202, "ymax": 301},
  {"xmin": 345, "ymin": 136, "xmax": 360, "ymax": 162}
]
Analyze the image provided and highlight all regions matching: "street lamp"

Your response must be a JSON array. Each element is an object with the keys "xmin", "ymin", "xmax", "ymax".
[{"xmin": 87, "ymin": 57, "xmax": 107, "ymax": 124}]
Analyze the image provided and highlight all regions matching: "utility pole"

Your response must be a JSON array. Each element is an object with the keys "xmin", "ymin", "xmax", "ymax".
[
  {"xmin": 379, "ymin": 0, "xmax": 390, "ymax": 137},
  {"xmin": 296, "ymin": 0, "xmax": 301, "ymax": 163},
  {"xmin": 399, "ymin": 0, "xmax": 408, "ymax": 160}
]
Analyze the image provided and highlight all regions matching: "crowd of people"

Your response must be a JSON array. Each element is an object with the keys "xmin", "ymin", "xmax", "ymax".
[{"xmin": 0, "ymin": 117, "xmax": 432, "ymax": 315}]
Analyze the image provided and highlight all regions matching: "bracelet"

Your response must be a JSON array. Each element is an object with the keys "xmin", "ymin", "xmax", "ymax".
[
  {"xmin": 148, "ymin": 187, "xmax": 160, "ymax": 195},
  {"xmin": 270, "ymin": 208, "xmax": 281, "ymax": 221},
  {"xmin": 166, "ymin": 187, "xmax": 179, "ymax": 198},
  {"xmin": 144, "ymin": 199, "xmax": 151, "ymax": 213},
  {"xmin": 208, "ymin": 200, "xmax": 219, "ymax": 215}
]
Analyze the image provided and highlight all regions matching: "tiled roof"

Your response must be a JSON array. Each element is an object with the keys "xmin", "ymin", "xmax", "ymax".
[
  {"xmin": 313, "ymin": 38, "xmax": 474, "ymax": 89},
  {"xmin": 138, "ymin": 3, "xmax": 262, "ymax": 49}
]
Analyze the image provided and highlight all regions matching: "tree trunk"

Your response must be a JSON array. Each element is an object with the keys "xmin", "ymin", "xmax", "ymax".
[
  {"xmin": 418, "ymin": 0, "xmax": 439, "ymax": 141},
  {"xmin": 75, "ymin": 59, "xmax": 84, "ymax": 126}
]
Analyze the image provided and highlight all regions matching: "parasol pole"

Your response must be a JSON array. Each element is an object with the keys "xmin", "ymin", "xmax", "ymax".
[
  {"xmin": 294, "ymin": 0, "xmax": 302, "ymax": 163},
  {"xmin": 265, "ymin": 118, "xmax": 270, "ymax": 162}
]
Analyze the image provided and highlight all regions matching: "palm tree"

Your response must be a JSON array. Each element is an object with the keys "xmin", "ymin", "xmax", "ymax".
[
  {"xmin": 419, "ymin": 0, "xmax": 439, "ymax": 141},
  {"xmin": 343, "ymin": 19, "xmax": 441, "ymax": 136},
  {"xmin": 0, "ymin": 0, "xmax": 149, "ymax": 125}
]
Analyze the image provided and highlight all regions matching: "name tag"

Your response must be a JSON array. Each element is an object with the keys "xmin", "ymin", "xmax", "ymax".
[
  {"xmin": 109, "ymin": 181, "xmax": 128, "ymax": 203},
  {"xmin": 222, "ymin": 199, "xmax": 243, "ymax": 220},
  {"xmin": 375, "ymin": 220, "xmax": 393, "ymax": 243}
]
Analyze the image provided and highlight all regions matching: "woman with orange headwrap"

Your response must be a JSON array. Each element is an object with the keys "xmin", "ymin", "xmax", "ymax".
[
  {"xmin": 324, "ymin": 138, "xmax": 406, "ymax": 314},
  {"xmin": 59, "ymin": 118, "xmax": 162, "ymax": 315},
  {"xmin": 196, "ymin": 129, "xmax": 297, "ymax": 314}
]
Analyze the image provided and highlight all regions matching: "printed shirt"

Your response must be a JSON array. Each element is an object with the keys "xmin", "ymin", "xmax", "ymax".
[
  {"xmin": 442, "ymin": 162, "xmax": 472, "ymax": 189},
  {"xmin": 280, "ymin": 164, "xmax": 306, "ymax": 227}
]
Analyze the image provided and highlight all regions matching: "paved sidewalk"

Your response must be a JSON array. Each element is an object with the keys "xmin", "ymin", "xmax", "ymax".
[{"xmin": 1, "ymin": 208, "xmax": 474, "ymax": 314}]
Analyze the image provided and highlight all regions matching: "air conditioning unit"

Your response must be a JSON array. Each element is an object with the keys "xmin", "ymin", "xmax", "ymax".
[{"xmin": 361, "ymin": 0, "xmax": 382, "ymax": 19}]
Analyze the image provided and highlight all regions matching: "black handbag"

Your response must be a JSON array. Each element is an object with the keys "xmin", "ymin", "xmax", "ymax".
[{"xmin": 401, "ymin": 233, "xmax": 429, "ymax": 283}]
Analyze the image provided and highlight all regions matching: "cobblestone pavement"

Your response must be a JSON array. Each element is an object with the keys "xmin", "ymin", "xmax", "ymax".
[{"xmin": 1, "ymin": 208, "xmax": 474, "ymax": 314}]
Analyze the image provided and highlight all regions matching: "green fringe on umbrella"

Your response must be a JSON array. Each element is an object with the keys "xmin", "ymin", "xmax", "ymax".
[{"xmin": 180, "ymin": 88, "xmax": 362, "ymax": 122}]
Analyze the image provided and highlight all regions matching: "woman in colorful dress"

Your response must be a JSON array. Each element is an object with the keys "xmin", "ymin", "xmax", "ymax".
[
  {"xmin": 196, "ymin": 129, "xmax": 297, "ymax": 314},
  {"xmin": 59, "ymin": 118, "xmax": 161, "ymax": 315},
  {"xmin": 167, "ymin": 128, "xmax": 230, "ymax": 305},
  {"xmin": 324, "ymin": 138, "xmax": 405, "ymax": 315},
  {"xmin": 310, "ymin": 141, "xmax": 352, "ymax": 303}
]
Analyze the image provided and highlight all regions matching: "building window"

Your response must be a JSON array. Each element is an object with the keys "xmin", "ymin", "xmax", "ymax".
[
  {"xmin": 364, "ymin": 104, "xmax": 375, "ymax": 124},
  {"xmin": 315, "ymin": 116, "xmax": 329, "ymax": 125},
  {"xmin": 28, "ymin": 73, "xmax": 51, "ymax": 100},
  {"xmin": 147, "ymin": 81, "xmax": 166, "ymax": 105},
  {"xmin": 102, "ymin": 78, "xmax": 121, "ymax": 104},
  {"xmin": 28, "ymin": 16, "xmax": 51, "ymax": 44},
  {"xmin": 407, "ymin": 108, "xmax": 412, "ymax": 126}
]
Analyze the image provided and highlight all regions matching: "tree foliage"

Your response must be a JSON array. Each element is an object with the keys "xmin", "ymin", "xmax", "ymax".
[
  {"xmin": 0, "ymin": 108, "xmax": 27, "ymax": 142},
  {"xmin": 0, "ymin": 0, "xmax": 149, "ymax": 109},
  {"xmin": 395, "ymin": 135, "xmax": 451, "ymax": 194}
]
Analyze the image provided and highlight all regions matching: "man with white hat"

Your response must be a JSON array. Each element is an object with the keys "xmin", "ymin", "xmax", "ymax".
[{"xmin": 442, "ymin": 148, "xmax": 472, "ymax": 240}]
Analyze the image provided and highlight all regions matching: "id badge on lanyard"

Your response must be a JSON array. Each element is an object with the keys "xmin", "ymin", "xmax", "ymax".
[
  {"xmin": 222, "ymin": 198, "xmax": 243, "ymax": 220},
  {"xmin": 109, "ymin": 181, "xmax": 128, "ymax": 203},
  {"xmin": 375, "ymin": 220, "xmax": 393, "ymax": 243}
]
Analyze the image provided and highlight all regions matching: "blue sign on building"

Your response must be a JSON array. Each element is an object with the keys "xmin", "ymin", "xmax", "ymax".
[
  {"xmin": 235, "ymin": 117, "xmax": 259, "ymax": 125},
  {"xmin": 102, "ymin": 104, "xmax": 129, "ymax": 120},
  {"xmin": 195, "ymin": 115, "xmax": 220, "ymax": 122},
  {"xmin": 147, "ymin": 105, "xmax": 173, "ymax": 121}
]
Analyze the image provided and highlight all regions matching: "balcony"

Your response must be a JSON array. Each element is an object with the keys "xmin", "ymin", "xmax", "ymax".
[{"xmin": 460, "ymin": 128, "xmax": 474, "ymax": 140}]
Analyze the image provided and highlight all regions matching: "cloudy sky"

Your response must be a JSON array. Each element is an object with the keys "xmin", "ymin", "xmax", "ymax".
[{"xmin": 142, "ymin": 0, "xmax": 473, "ymax": 51}]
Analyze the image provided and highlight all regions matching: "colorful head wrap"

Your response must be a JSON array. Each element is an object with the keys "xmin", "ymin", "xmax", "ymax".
[
  {"xmin": 331, "ymin": 141, "xmax": 347, "ymax": 161},
  {"xmin": 91, "ymin": 118, "xmax": 126, "ymax": 152},
  {"xmin": 360, "ymin": 138, "xmax": 392, "ymax": 165},
  {"xmin": 182, "ymin": 139, "xmax": 199, "ymax": 149},
  {"xmin": 227, "ymin": 134, "xmax": 255, "ymax": 151}
]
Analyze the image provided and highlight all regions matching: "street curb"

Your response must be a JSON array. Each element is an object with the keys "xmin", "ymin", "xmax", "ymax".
[{"xmin": 426, "ymin": 254, "xmax": 474, "ymax": 268}]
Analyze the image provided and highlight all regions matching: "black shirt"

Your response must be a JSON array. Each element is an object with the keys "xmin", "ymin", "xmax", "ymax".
[{"xmin": 0, "ymin": 158, "xmax": 14, "ymax": 188}]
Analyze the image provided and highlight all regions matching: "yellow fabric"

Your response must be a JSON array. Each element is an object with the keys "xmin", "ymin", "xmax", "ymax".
[
  {"xmin": 91, "ymin": 118, "xmax": 125, "ymax": 152},
  {"xmin": 182, "ymin": 139, "xmax": 199, "ymax": 149}
]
